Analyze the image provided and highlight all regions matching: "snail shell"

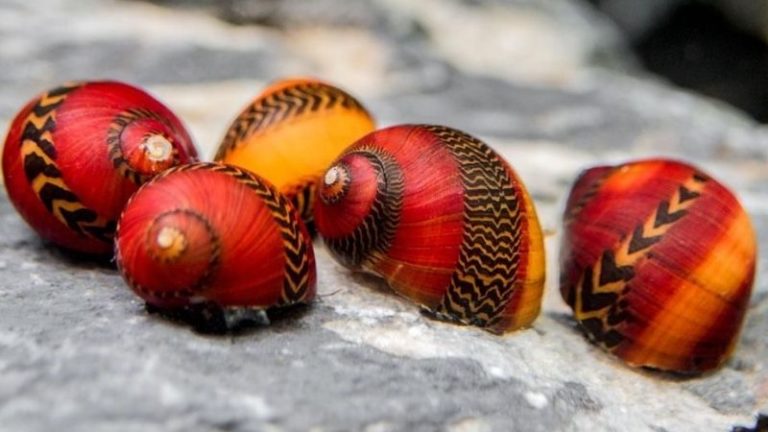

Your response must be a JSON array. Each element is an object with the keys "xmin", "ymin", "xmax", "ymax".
[
  {"xmin": 1, "ymin": 81, "xmax": 198, "ymax": 255},
  {"xmin": 560, "ymin": 158, "xmax": 756, "ymax": 373},
  {"xmin": 115, "ymin": 162, "xmax": 316, "ymax": 322},
  {"xmin": 314, "ymin": 124, "xmax": 546, "ymax": 333},
  {"xmin": 214, "ymin": 77, "xmax": 375, "ymax": 229}
]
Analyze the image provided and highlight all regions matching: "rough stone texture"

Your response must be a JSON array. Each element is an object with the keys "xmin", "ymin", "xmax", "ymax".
[{"xmin": 0, "ymin": 0, "xmax": 767, "ymax": 431}]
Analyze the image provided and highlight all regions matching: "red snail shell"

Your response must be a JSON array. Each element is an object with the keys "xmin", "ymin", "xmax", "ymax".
[
  {"xmin": 214, "ymin": 77, "xmax": 375, "ymax": 230},
  {"xmin": 115, "ymin": 162, "xmax": 316, "ymax": 327},
  {"xmin": 314, "ymin": 124, "xmax": 546, "ymax": 333},
  {"xmin": 1, "ymin": 81, "xmax": 198, "ymax": 255},
  {"xmin": 560, "ymin": 158, "xmax": 756, "ymax": 373}
]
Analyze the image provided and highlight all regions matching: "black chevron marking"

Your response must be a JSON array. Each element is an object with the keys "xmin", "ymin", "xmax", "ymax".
[
  {"xmin": 601, "ymin": 329, "xmax": 624, "ymax": 348},
  {"xmin": 47, "ymin": 84, "xmax": 80, "ymax": 98},
  {"xmin": 692, "ymin": 172, "xmax": 709, "ymax": 183},
  {"xmin": 427, "ymin": 126, "xmax": 525, "ymax": 330},
  {"xmin": 569, "ymin": 173, "xmax": 709, "ymax": 352},
  {"xmin": 58, "ymin": 206, "xmax": 99, "ymax": 236},
  {"xmin": 81, "ymin": 220, "xmax": 117, "ymax": 243},
  {"xmin": 200, "ymin": 163, "xmax": 313, "ymax": 304},
  {"xmin": 598, "ymin": 250, "xmax": 634, "ymax": 285},
  {"xmin": 580, "ymin": 317, "xmax": 625, "ymax": 348},
  {"xmin": 19, "ymin": 83, "xmax": 115, "ymax": 244},
  {"xmin": 606, "ymin": 306, "xmax": 631, "ymax": 326},
  {"xmin": 653, "ymin": 201, "xmax": 686, "ymax": 228},
  {"xmin": 22, "ymin": 118, "xmax": 58, "ymax": 158},
  {"xmin": 38, "ymin": 183, "xmax": 79, "ymax": 213},
  {"xmin": 216, "ymin": 82, "xmax": 370, "ymax": 158},
  {"xmin": 285, "ymin": 178, "xmax": 317, "ymax": 232},
  {"xmin": 32, "ymin": 101, "xmax": 61, "ymax": 117},
  {"xmin": 678, "ymin": 185, "xmax": 700, "ymax": 203},
  {"xmin": 627, "ymin": 224, "xmax": 662, "ymax": 255},
  {"xmin": 578, "ymin": 267, "xmax": 619, "ymax": 313},
  {"xmin": 24, "ymin": 152, "xmax": 62, "ymax": 181}
]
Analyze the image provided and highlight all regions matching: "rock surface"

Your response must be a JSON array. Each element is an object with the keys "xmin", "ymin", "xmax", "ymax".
[{"xmin": 0, "ymin": 0, "xmax": 767, "ymax": 431}]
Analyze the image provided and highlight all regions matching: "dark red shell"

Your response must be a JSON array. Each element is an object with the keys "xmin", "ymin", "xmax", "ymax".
[
  {"xmin": 560, "ymin": 158, "xmax": 756, "ymax": 373},
  {"xmin": 314, "ymin": 124, "xmax": 546, "ymax": 333},
  {"xmin": 2, "ymin": 81, "xmax": 198, "ymax": 255},
  {"xmin": 115, "ymin": 163, "xmax": 316, "ymax": 314}
]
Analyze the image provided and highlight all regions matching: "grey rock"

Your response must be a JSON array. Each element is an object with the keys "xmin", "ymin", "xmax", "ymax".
[{"xmin": 683, "ymin": 370, "xmax": 757, "ymax": 414}]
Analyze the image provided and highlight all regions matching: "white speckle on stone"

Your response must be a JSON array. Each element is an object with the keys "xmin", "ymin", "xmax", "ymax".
[
  {"xmin": 158, "ymin": 381, "xmax": 185, "ymax": 405},
  {"xmin": 446, "ymin": 417, "xmax": 492, "ymax": 432},
  {"xmin": 524, "ymin": 391, "xmax": 549, "ymax": 409},
  {"xmin": 233, "ymin": 393, "xmax": 273, "ymax": 420},
  {"xmin": 487, "ymin": 366, "xmax": 506, "ymax": 378},
  {"xmin": 29, "ymin": 274, "xmax": 46, "ymax": 286},
  {"xmin": 20, "ymin": 261, "xmax": 37, "ymax": 270},
  {"xmin": 364, "ymin": 421, "xmax": 396, "ymax": 432}
]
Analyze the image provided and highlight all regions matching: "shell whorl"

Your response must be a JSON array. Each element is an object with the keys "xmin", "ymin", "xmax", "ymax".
[
  {"xmin": 315, "ymin": 124, "xmax": 545, "ymax": 333},
  {"xmin": 319, "ymin": 148, "xmax": 404, "ymax": 270},
  {"xmin": 117, "ymin": 162, "xmax": 316, "ymax": 308},
  {"xmin": 107, "ymin": 108, "xmax": 181, "ymax": 184}
]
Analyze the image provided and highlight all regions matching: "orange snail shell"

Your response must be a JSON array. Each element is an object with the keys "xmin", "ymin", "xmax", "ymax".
[
  {"xmin": 1, "ymin": 81, "xmax": 198, "ymax": 255},
  {"xmin": 214, "ymin": 77, "xmax": 375, "ymax": 229},
  {"xmin": 314, "ymin": 124, "xmax": 546, "ymax": 333},
  {"xmin": 115, "ymin": 163, "xmax": 316, "ymax": 326},
  {"xmin": 560, "ymin": 158, "xmax": 756, "ymax": 373}
]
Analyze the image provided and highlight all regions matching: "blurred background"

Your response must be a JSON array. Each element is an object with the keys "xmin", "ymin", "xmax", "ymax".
[
  {"xmin": 3, "ymin": 0, "xmax": 768, "ymax": 117},
  {"xmin": 2, "ymin": 0, "xmax": 768, "ymax": 162}
]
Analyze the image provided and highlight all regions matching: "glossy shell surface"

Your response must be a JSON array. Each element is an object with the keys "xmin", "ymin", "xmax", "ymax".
[
  {"xmin": 1, "ymin": 81, "xmax": 198, "ymax": 254},
  {"xmin": 560, "ymin": 158, "xmax": 756, "ymax": 373},
  {"xmin": 116, "ymin": 162, "xmax": 316, "ymax": 312},
  {"xmin": 314, "ymin": 124, "xmax": 545, "ymax": 333},
  {"xmin": 215, "ymin": 78, "xmax": 375, "ymax": 227}
]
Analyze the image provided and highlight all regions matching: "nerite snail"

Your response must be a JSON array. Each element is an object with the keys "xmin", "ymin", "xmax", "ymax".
[
  {"xmin": 115, "ymin": 162, "xmax": 316, "ymax": 329},
  {"xmin": 314, "ymin": 124, "xmax": 546, "ymax": 334},
  {"xmin": 214, "ymin": 77, "xmax": 375, "ymax": 230},
  {"xmin": 560, "ymin": 158, "xmax": 756, "ymax": 373},
  {"xmin": 2, "ymin": 81, "xmax": 198, "ymax": 255}
]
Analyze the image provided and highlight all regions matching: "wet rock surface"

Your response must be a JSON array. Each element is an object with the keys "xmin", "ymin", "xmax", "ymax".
[{"xmin": 0, "ymin": 0, "xmax": 766, "ymax": 431}]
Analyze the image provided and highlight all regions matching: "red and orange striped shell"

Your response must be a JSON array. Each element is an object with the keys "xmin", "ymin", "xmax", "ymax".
[
  {"xmin": 314, "ymin": 125, "xmax": 546, "ymax": 333},
  {"xmin": 560, "ymin": 158, "xmax": 756, "ymax": 373},
  {"xmin": 1, "ymin": 81, "xmax": 198, "ymax": 255},
  {"xmin": 115, "ymin": 163, "xmax": 316, "ymax": 327},
  {"xmin": 214, "ymin": 77, "xmax": 375, "ymax": 229}
]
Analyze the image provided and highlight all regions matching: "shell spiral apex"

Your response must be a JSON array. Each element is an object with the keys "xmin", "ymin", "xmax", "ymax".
[{"xmin": 314, "ymin": 124, "xmax": 546, "ymax": 334}]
